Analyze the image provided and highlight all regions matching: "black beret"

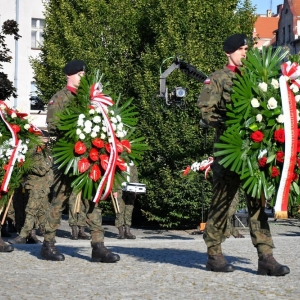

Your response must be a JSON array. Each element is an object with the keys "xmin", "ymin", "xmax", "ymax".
[
  {"xmin": 62, "ymin": 59, "xmax": 86, "ymax": 75},
  {"xmin": 223, "ymin": 34, "xmax": 248, "ymax": 53}
]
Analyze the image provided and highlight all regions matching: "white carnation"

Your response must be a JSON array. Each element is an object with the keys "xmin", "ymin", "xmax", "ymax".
[
  {"xmin": 11, "ymin": 112, "xmax": 17, "ymax": 118},
  {"xmin": 76, "ymin": 128, "xmax": 82, "ymax": 135},
  {"xmin": 84, "ymin": 120, "xmax": 93, "ymax": 128},
  {"xmin": 92, "ymin": 116, "xmax": 101, "ymax": 124},
  {"xmin": 89, "ymin": 109, "xmax": 95, "ymax": 115},
  {"xmin": 100, "ymin": 133, "xmax": 106, "ymax": 139},
  {"xmin": 116, "ymin": 115, "xmax": 121, "ymax": 122},
  {"xmin": 79, "ymin": 133, "xmax": 86, "ymax": 140},
  {"xmin": 110, "ymin": 117, "xmax": 117, "ymax": 124},
  {"xmin": 295, "ymin": 95, "xmax": 300, "ymax": 102},
  {"xmin": 93, "ymin": 125, "xmax": 100, "ymax": 133},
  {"xmin": 79, "ymin": 114, "xmax": 85, "ymax": 119},
  {"xmin": 24, "ymin": 124, "xmax": 30, "ymax": 130},
  {"xmin": 83, "ymin": 126, "xmax": 92, "ymax": 134},
  {"xmin": 290, "ymin": 84, "xmax": 300, "ymax": 93},
  {"xmin": 102, "ymin": 126, "xmax": 107, "ymax": 133},
  {"xmin": 91, "ymin": 131, "xmax": 97, "ymax": 138}
]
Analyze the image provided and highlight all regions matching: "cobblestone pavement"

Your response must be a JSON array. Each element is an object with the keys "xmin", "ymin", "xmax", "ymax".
[{"xmin": 1, "ymin": 217, "xmax": 300, "ymax": 300}]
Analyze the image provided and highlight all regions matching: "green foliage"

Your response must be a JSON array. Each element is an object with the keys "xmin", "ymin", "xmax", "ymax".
[{"xmin": 32, "ymin": 0, "xmax": 256, "ymax": 227}]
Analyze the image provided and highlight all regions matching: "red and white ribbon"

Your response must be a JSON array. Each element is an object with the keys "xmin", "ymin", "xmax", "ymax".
[
  {"xmin": 274, "ymin": 63, "xmax": 299, "ymax": 218},
  {"xmin": 0, "ymin": 101, "xmax": 20, "ymax": 193},
  {"xmin": 199, "ymin": 157, "xmax": 213, "ymax": 179},
  {"xmin": 89, "ymin": 83, "xmax": 118, "ymax": 202}
]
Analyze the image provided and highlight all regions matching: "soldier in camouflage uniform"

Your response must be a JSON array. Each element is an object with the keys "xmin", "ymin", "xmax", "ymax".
[
  {"xmin": 9, "ymin": 136, "xmax": 53, "ymax": 244},
  {"xmin": 40, "ymin": 60, "xmax": 119, "ymax": 263},
  {"xmin": 197, "ymin": 34, "xmax": 289, "ymax": 276},
  {"xmin": 115, "ymin": 163, "xmax": 138, "ymax": 239}
]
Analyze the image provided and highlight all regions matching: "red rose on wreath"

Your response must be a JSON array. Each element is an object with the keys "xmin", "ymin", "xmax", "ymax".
[
  {"xmin": 78, "ymin": 158, "xmax": 90, "ymax": 173},
  {"xmin": 274, "ymin": 128, "xmax": 285, "ymax": 143},
  {"xmin": 89, "ymin": 164, "xmax": 101, "ymax": 182},
  {"xmin": 271, "ymin": 166, "xmax": 280, "ymax": 178},
  {"xmin": 74, "ymin": 141, "xmax": 87, "ymax": 155},
  {"xmin": 89, "ymin": 148, "xmax": 99, "ymax": 161},
  {"xmin": 276, "ymin": 151, "xmax": 284, "ymax": 163},
  {"xmin": 258, "ymin": 157, "xmax": 267, "ymax": 168},
  {"xmin": 292, "ymin": 173, "xmax": 299, "ymax": 182},
  {"xmin": 92, "ymin": 138, "xmax": 105, "ymax": 149},
  {"xmin": 250, "ymin": 131, "xmax": 264, "ymax": 143},
  {"xmin": 121, "ymin": 140, "xmax": 131, "ymax": 153}
]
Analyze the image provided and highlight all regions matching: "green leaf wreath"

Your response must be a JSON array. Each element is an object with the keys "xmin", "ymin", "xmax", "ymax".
[
  {"xmin": 52, "ymin": 71, "xmax": 149, "ymax": 201},
  {"xmin": 214, "ymin": 46, "xmax": 300, "ymax": 208},
  {"xmin": 0, "ymin": 102, "xmax": 43, "ymax": 207}
]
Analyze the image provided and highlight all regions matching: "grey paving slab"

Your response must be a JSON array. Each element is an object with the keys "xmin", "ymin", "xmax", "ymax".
[{"xmin": 1, "ymin": 217, "xmax": 300, "ymax": 300}]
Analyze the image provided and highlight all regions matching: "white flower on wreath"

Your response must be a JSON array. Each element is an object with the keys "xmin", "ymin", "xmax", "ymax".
[
  {"xmin": 93, "ymin": 116, "xmax": 101, "ymax": 124},
  {"xmin": 290, "ymin": 84, "xmax": 300, "ymax": 94},
  {"xmin": 17, "ymin": 154, "xmax": 25, "ymax": 162},
  {"xmin": 0, "ymin": 104, "xmax": 6, "ymax": 110},
  {"xmin": 251, "ymin": 98, "xmax": 260, "ymax": 108},
  {"xmin": 256, "ymin": 114, "xmax": 263, "ymax": 122},
  {"xmin": 116, "ymin": 131, "xmax": 124, "ymax": 138},
  {"xmin": 84, "ymin": 120, "xmax": 93, "ymax": 128},
  {"xmin": 110, "ymin": 117, "xmax": 117, "ymax": 124},
  {"xmin": 258, "ymin": 82, "xmax": 268, "ymax": 92},
  {"xmin": 102, "ymin": 126, "xmax": 107, "ymax": 133},
  {"xmin": 191, "ymin": 162, "xmax": 201, "ymax": 172},
  {"xmin": 258, "ymin": 149, "xmax": 268, "ymax": 159},
  {"xmin": 76, "ymin": 128, "xmax": 82, "ymax": 135},
  {"xmin": 116, "ymin": 115, "xmax": 121, "ymax": 122},
  {"xmin": 117, "ymin": 123, "xmax": 123, "ymax": 131},
  {"xmin": 89, "ymin": 109, "xmax": 95, "ymax": 115},
  {"xmin": 79, "ymin": 133, "xmax": 85, "ymax": 140},
  {"xmin": 267, "ymin": 97, "xmax": 277, "ymax": 109},
  {"xmin": 295, "ymin": 95, "xmax": 300, "ymax": 102},
  {"xmin": 83, "ymin": 126, "xmax": 92, "ymax": 134},
  {"xmin": 79, "ymin": 114, "xmax": 85, "ymax": 119},
  {"xmin": 100, "ymin": 133, "xmax": 106, "ymax": 139},
  {"xmin": 91, "ymin": 131, "xmax": 97, "ymax": 138},
  {"xmin": 93, "ymin": 125, "xmax": 100, "ymax": 133},
  {"xmin": 276, "ymin": 114, "xmax": 284, "ymax": 124},
  {"xmin": 11, "ymin": 112, "xmax": 17, "ymax": 118},
  {"xmin": 271, "ymin": 78, "xmax": 280, "ymax": 89},
  {"xmin": 24, "ymin": 124, "xmax": 30, "ymax": 130},
  {"xmin": 77, "ymin": 119, "xmax": 84, "ymax": 127},
  {"xmin": 112, "ymin": 123, "xmax": 116, "ymax": 131}
]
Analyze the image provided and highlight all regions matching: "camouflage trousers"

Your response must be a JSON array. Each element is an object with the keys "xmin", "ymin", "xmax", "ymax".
[
  {"xmin": 44, "ymin": 175, "xmax": 104, "ymax": 243},
  {"xmin": 68, "ymin": 191, "xmax": 87, "ymax": 227},
  {"xmin": 204, "ymin": 158, "xmax": 274, "ymax": 257},
  {"xmin": 225, "ymin": 192, "xmax": 241, "ymax": 238},
  {"xmin": 19, "ymin": 189, "xmax": 50, "ymax": 238},
  {"xmin": 115, "ymin": 191, "xmax": 136, "ymax": 227}
]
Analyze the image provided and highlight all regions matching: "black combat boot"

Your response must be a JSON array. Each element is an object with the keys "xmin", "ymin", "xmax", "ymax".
[
  {"xmin": 0, "ymin": 237, "xmax": 14, "ymax": 252},
  {"xmin": 124, "ymin": 225, "xmax": 136, "ymax": 239},
  {"xmin": 257, "ymin": 254, "xmax": 290, "ymax": 276},
  {"xmin": 70, "ymin": 226, "xmax": 78, "ymax": 240},
  {"xmin": 40, "ymin": 241, "xmax": 65, "ymax": 261},
  {"xmin": 206, "ymin": 253, "xmax": 235, "ymax": 272},
  {"xmin": 27, "ymin": 230, "xmax": 41, "ymax": 244},
  {"xmin": 117, "ymin": 226, "xmax": 125, "ymax": 239},
  {"xmin": 91, "ymin": 242, "xmax": 120, "ymax": 263},
  {"xmin": 8, "ymin": 235, "xmax": 27, "ymax": 244},
  {"xmin": 78, "ymin": 227, "xmax": 91, "ymax": 240}
]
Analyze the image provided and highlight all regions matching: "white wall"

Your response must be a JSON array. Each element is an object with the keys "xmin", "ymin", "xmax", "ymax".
[{"xmin": 0, "ymin": 0, "xmax": 47, "ymax": 129}]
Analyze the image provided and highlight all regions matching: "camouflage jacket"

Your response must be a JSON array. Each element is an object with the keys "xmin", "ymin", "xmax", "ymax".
[
  {"xmin": 197, "ymin": 66, "xmax": 236, "ymax": 131},
  {"xmin": 25, "ymin": 148, "xmax": 53, "ymax": 190},
  {"xmin": 46, "ymin": 87, "xmax": 74, "ymax": 137}
]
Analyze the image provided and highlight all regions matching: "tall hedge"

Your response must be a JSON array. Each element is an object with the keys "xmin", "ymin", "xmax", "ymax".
[{"xmin": 32, "ymin": 0, "xmax": 256, "ymax": 227}]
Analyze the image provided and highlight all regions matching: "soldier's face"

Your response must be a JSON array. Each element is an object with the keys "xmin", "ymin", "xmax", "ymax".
[
  {"xmin": 226, "ymin": 45, "xmax": 248, "ymax": 67},
  {"xmin": 67, "ymin": 71, "xmax": 85, "ymax": 88}
]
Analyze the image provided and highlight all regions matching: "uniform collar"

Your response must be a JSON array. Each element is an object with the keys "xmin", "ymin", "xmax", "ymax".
[
  {"xmin": 226, "ymin": 65, "xmax": 241, "ymax": 75},
  {"xmin": 66, "ymin": 85, "xmax": 77, "ymax": 95}
]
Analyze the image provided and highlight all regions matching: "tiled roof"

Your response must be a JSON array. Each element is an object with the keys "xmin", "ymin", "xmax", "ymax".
[
  {"xmin": 254, "ymin": 16, "xmax": 279, "ymax": 39},
  {"xmin": 290, "ymin": 0, "xmax": 300, "ymax": 16}
]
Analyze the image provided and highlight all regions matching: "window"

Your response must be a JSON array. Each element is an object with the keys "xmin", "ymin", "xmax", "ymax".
[
  {"xmin": 30, "ymin": 82, "xmax": 44, "ymax": 110},
  {"xmin": 31, "ymin": 18, "xmax": 45, "ymax": 49},
  {"xmin": 288, "ymin": 25, "xmax": 291, "ymax": 42}
]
